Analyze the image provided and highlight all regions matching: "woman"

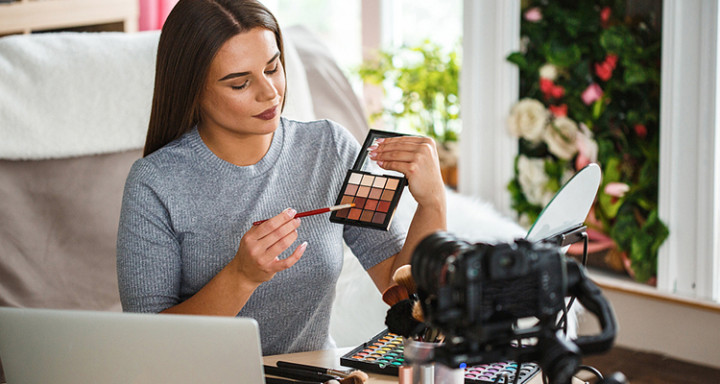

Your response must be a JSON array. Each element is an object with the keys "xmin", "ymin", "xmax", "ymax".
[{"xmin": 117, "ymin": 0, "xmax": 446, "ymax": 356}]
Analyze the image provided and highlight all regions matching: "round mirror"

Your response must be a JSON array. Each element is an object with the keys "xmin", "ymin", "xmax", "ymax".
[{"xmin": 526, "ymin": 163, "xmax": 602, "ymax": 242}]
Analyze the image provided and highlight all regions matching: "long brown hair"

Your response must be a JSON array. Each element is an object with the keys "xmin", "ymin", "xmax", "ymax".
[{"xmin": 143, "ymin": 0, "xmax": 286, "ymax": 157}]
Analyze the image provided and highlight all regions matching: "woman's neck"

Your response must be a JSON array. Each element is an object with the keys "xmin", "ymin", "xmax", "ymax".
[{"xmin": 197, "ymin": 125, "xmax": 275, "ymax": 166}]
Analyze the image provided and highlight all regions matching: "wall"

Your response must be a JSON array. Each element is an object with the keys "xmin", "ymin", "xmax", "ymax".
[{"xmin": 578, "ymin": 277, "xmax": 720, "ymax": 369}]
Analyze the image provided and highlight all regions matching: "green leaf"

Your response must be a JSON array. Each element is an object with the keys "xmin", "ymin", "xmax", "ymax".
[{"xmin": 507, "ymin": 52, "xmax": 528, "ymax": 69}]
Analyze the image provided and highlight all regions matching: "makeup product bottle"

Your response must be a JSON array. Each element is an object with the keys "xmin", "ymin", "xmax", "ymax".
[{"xmin": 330, "ymin": 129, "xmax": 409, "ymax": 231}]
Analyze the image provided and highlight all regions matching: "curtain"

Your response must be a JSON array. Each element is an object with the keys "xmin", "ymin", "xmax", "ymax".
[{"xmin": 139, "ymin": 0, "xmax": 179, "ymax": 31}]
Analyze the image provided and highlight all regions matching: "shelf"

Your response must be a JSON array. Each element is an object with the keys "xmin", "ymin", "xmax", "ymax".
[{"xmin": 0, "ymin": 0, "xmax": 138, "ymax": 35}]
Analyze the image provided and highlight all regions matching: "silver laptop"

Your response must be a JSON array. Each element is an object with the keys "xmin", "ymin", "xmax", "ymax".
[{"xmin": 0, "ymin": 307, "xmax": 265, "ymax": 384}]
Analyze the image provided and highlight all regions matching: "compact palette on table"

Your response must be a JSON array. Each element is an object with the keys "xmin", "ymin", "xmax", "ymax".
[
  {"xmin": 340, "ymin": 329, "xmax": 540, "ymax": 384},
  {"xmin": 330, "ymin": 129, "xmax": 409, "ymax": 231}
]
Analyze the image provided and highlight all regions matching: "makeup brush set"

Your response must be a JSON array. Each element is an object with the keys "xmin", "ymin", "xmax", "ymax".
[{"xmin": 264, "ymin": 362, "xmax": 368, "ymax": 384}]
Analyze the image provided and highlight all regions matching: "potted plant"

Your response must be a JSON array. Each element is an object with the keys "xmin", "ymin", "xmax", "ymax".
[{"xmin": 357, "ymin": 40, "xmax": 461, "ymax": 188}]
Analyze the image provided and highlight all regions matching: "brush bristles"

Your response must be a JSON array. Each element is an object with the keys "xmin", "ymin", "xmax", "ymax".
[
  {"xmin": 338, "ymin": 371, "xmax": 367, "ymax": 384},
  {"xmin": 392, "ymin": 265, "xmax": 416, "ymax": 294},
  {"xmin": 325, "ymin": 369, "xmax": 368, "ymax": 383},
  {"xmin": 381, "ymin": 284, "xmax": 410, "ymax": 306},
  {"xmin": 411, "ymin": 300, "xmax": 424, "ymax": 322}
]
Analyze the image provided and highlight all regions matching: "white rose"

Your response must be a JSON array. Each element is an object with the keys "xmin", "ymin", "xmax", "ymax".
[
  {"xmin": 517, "ymin": 155, "xmax": 554, "ymax": 206},
  {"xmin": 543, "ymin": 116, "xmax": 579, "ymax": 160},
  {"xmin": 539, "ymin": 63, "xmax": 558, "ymax": 81},
  {"xmin": 508, "ymin": 98, "xmax": 548, "ymax": 143}
]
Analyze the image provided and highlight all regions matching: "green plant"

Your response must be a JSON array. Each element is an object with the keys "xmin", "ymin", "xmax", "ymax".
[
  {"xmin": 357, "ymin": 40, "xmax": 461, "ymax": 144},
  {"xmin": 506, "ymin": 0, "xmax": 668, "ymax": 283}
]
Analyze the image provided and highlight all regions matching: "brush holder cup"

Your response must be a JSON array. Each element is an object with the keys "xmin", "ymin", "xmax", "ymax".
[{"xmin": 403, "ymin": 339, "xmax": 464, "ymax": 384}]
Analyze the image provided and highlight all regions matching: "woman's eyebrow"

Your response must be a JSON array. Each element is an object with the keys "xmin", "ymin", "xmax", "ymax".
[{"xmin": 218, "ymin": 52, "xmax": 281, "ymax": 82}]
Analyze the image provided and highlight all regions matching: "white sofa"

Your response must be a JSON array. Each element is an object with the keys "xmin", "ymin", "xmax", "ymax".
[{"xmin": 0, "ymin": 26, "xmax": 525, "ymax": 361}]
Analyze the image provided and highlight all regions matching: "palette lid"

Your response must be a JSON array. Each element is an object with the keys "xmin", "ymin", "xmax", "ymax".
[{"xmin": 352, "ymin": 129, "xmax": 410, "ymax": 178}]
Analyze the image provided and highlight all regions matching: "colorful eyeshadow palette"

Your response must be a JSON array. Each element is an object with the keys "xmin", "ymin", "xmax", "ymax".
[
  {"xmin": 340, "ymin": 329, "xmax": 540, "ymax": 384},
  {"xmin": 330, "ymin": 130, "xmax": 408, "ymax": 231}
]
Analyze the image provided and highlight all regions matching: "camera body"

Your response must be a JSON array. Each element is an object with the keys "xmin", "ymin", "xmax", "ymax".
[
  {"xmin": 411, "ymin": 232, "xmax": 618, "ymax": 383},
  {"xmin": 413, "ymin": 234, "xmax": 566, "ymax": 333}
]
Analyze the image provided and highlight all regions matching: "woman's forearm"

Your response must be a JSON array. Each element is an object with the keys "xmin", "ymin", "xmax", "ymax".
[{"xmin": 160, "ymin": 263, "xmax": 259, "ymax": 317}]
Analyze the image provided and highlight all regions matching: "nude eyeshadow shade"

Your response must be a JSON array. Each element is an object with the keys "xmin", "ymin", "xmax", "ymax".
[{"xmin": 330, "ymin": 129, "xmax": 408, "ymax": 231}]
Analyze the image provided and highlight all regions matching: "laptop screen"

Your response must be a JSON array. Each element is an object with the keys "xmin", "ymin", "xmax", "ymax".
[{"xmin": 0, "ymin": 307, "xmax": 265, "ymax": 384}]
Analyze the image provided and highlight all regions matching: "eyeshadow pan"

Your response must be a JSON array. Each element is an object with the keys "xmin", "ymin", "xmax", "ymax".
[
  {"xmin": 360, "ymin": 210, "xmax": 374, "ymax": 222},
  {"xmin": 365, "ymin": 199, "xmax": 379, "ymax": 210},
  {"xmin": 345, "ymin": 184, "xmax": 359, "ymax": 195},
  {"xmin": 368, "ymin": 187, "xmax": 382, "ymax": 200},
  {"xmin": 353, "ymin": 197, "xmax": 367, "ymax": 208},
  {"xmin": 373, "ymin": 177, "xmax": 387, "ymax": 188},
  {"xmin": 361, "ymin": 175, "xmax": 374, "ymax": 186},
  {"xmin": 348, "ymin": 172, "xmax": 363, "ymax": 185},
  {"xmin": 385, "ymin": 178, "xmax": 399, "ymax": 190},
  {"xmin": 380, "ymin": 190, "xmax": 395, "ymax": 201},
  {"xmin": 377, "ymin": 201, "xmax": 391, "ymax": 212},
  {"xmin": 348, "ymin": 208, "xmax": 362, "ymax": 220},
  {"xmin": 340, "ymin": 195, "xmax": 354, "ymax": 205},
  {"xmin": 372, "ymin": 212, "xmax": 386, "ymax": 224},
  {"xmin": 335, "ymin": 208, "xmax": 349, "ymax": 219},
  {"xmin": 357, "ymin": 186, "xmax": 371, "ymax": 198}
]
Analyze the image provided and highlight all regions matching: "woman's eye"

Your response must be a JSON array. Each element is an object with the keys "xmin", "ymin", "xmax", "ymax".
[
  {"xmin": 231, "ymin": 81, "xmax": 249, "ymax": 90},
  {"xmin": 265, "ymin": 64, "xmax": 279, "ymax": 74}
]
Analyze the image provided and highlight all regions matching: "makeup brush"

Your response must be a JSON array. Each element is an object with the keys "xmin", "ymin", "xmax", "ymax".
[
  {"xmin": 385, "ymin": 298, "xmax": 424, "ymax": 338},
  {"xmin": 392, "ymin": 264, "xmax": 416, "ymax": 294},
  {"xmin": 253, "ymin": 203, "xmax": 354, "ymax": 225},
  {"xmin": 276, "ymin": 361, "xmax": 369, "ymax": 383},
  {"xmin": 265, "ymin": 377, "xmax": 324, "ymax": 384},
  {"xmin": 381, "ymin": 284, "xmax": 410, "ymax": 306},
  {"xmin": 264, "ymin": 365, "xmax": 335, "ymax": 382}
]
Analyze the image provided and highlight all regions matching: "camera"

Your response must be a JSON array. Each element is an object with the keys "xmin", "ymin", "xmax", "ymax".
[{"xmin": 410, "ymin": 231, "xmax": 619, "ymax": 384}]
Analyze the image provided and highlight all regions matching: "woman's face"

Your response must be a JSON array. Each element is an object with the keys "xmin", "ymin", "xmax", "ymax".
[{"xmin": 198, "ymin": 28, "xmax": 285, "ymax": 139}]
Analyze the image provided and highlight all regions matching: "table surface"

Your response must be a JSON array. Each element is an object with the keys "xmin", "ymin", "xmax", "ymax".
[{"xmin": 264, "ymin": 348, "xmax": 588, "ymax": 384}]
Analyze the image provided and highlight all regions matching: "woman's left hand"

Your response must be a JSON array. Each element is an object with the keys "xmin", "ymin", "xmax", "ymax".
[{"xmin": 368, "ymin": 136, "xmax": 446, "ymax": 209}]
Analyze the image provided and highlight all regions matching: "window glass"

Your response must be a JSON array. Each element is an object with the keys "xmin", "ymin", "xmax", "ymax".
[{"xmin": 264, "ymin": 0, "xmax": 361, "ymax": 71}]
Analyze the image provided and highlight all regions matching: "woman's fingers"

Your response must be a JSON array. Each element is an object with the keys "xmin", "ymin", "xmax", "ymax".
[
  {"xmin": 252, "ymin": 208, "xmax": 298, "ymax": 239},
  {"xmin": 368, "ymin": 136, "xmax": 445, "ymax": 208},
  {"xmin": 369, "ymin": 137, "xmax": 440, "ymax": 175},
  {"xmin": 270, "ymin": 241, "xmax": 308, "ymax": 271},
  {"xmin": 234, "ymin": 208, "xmax": 306, "ymax": 283}
]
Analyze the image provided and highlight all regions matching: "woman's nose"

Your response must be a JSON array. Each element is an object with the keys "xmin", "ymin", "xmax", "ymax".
[{"xmin": 256, "ymin": 75, "xmax": 279, "ymax": 101}]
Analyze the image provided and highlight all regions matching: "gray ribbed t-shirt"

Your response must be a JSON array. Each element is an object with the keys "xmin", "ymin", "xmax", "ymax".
[{"xmin": 116, "ymin": 118, "xmax": 405, "ymax": 355}]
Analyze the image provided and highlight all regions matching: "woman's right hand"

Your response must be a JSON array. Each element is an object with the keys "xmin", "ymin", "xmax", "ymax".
[{"xmin": 230, "ymin": 208, "xmax": 307, "ymax": 286}]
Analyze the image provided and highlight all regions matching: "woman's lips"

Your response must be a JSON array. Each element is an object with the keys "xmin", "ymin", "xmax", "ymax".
[{"xmin": 253, "ymin": 105, "xmax": 278, "ymax": 121}]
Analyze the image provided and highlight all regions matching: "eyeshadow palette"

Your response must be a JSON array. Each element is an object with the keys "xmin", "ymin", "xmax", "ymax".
[
  {"xmin": 330, "ymin": 130, "xmax": 408, "ymax": 230},
  {"xmin": 340, "ymin": 329, "xmax": 540, "ymax": 384}
]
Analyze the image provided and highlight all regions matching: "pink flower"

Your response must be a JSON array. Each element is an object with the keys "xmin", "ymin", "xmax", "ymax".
[
  {"xmin": 634, "ymin": 124, "xmax": 648, "ymax": 138},
  {"xmin": 594, "ymin": 54, "xmax": 619, "ymax": 81},
  {"xmin": 540, "ymin": 78, "xmax": 565, "ymax": 100},
  {"xmin": 550, "ymin": 84, "xmax": 565, "ymax": 98},
  {"xmin": 594, "ymin": 61, "xmax": 613, "ymax": 81},
  {"xmin": 540, "ymin": 78, "xmax": 554, "ymax": 94},
  {"xmin": 600, "ymin": 6, "xmax": 612, "ymax": 28},
  {"xmin": 581, "ymin": 83, "xmax": 604, "ymax": 105},
  {"xmin": 575, "ymin": 123, "xmax": 598, "ymax": 170},
  {"xmin": 604, "ymin": 182, "xmax": 630, "ymax": 197},
  {"xmin": 606, "ymin": 54, "xmax": 618, "ymax": 69},
  {"xmin": 524, "ymin": 7, "xmax": 543, "ymax": 22},
  {"xmin": 549, "ymin": 104, "xmax": 568, "ymax": 117}
]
